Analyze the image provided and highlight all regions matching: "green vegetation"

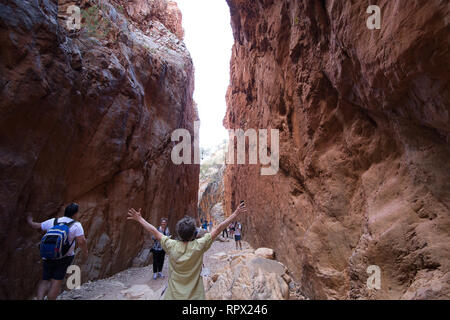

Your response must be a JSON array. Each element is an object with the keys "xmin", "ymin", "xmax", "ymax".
[
  {"xmin": 81, "ymin": 1, "xmax": 123, "ymax": 40},
  {"xmin": 81, "ymin": 5, "xmax": 110, "ymax": 39}
]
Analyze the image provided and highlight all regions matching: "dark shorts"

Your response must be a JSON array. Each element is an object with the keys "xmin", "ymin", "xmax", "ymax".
[
  {"xmin": 234, "ymin": 235, "xmax": 241, "ymax": 241},
  {"xmin": 42, "ymin": 255, "xmax": 74, "ymax": 281}
]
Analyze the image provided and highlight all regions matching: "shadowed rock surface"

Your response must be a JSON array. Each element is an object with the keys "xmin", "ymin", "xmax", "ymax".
[
  {"xmin": 0, "ymin": 0, "xmax": 198, "ymax": 299},
  {"xmin": 223, "ymin": 0, "xmax": 449, "ymax": 299}
]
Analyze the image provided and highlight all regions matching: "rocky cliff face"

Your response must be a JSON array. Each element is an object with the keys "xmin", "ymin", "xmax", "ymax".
[
  {"xmin": 198, "ymin": 166, "xmax": 224, "ymax": 223},
  {"xmin": 0, "ymin": 0, "xmax": 198, "ymax": 299},
  {"xmin": 198, "ymin": 142, "xmax": 227, "ymax": 223},
  {"xmin": 117, "ymin": 0, "xmax": 184, "ymax": 40},
  {"xmin": 224, "ymin": 0, "xmax": 449, "ymax": 299}
]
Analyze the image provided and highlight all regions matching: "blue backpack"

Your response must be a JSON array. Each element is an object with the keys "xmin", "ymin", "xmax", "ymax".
[{"xmin": 40, "ymin": 218, "xmax": 76, "ymax": 260}]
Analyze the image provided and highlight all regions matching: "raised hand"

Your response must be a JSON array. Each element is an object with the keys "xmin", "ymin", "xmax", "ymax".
[
  {"xmin": 126, "ymin": 208, "xmax": 163, "ymax": 241},
  {"xmin": 127, "ymin": 208, "xmax": 142, "ymax": 222},
  {"xmin": 26, "ymin": 213, "xmax": 42, "ymax": 230},
  {"xmin": 234, "ymin": 202, "xmax": 248, "ymax": 216}
]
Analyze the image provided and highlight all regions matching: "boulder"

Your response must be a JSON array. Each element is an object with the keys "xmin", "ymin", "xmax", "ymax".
[
  {"xmin": 205, "ymin": 250, "xmax": 290, "ymax": 300},
  {"xmin": 120, "ymin": 285, "xmax": 162, "ymax": 300},
  {"xmin": 255, "ymin": 248, "xmax": 275, "ymax": 260}
]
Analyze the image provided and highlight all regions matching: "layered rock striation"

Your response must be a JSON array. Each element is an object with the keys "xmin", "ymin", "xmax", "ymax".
[
  {"xmin": 0, "ymin": 0, "xmax": 198, "ymax": 299},
  {"xmin": 224, "ymin": 0, "xmax": 449, "ymax": 299}
]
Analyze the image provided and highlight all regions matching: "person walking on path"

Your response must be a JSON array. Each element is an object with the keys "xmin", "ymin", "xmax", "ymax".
[
  {"xmin": 234, "ymin": 221, "xmax": 243, "ymax": 250},
  {"xmin": 151, "ymin": 218, "xmax": 170, "ymax": 280},
  {"xmin": 229, "ymin": 222, "xmax": 235, "ymax": 238},
  {"xmin": 27, "ymin": 203, "xmax": 88, "ymax": 300},
  {"xmin": 222, "ymin": 224, "xmax": 228, "ymax": 238},
  {"xmin": 126, "ymin": 202, "xmax": 248, "ymax": 299}
]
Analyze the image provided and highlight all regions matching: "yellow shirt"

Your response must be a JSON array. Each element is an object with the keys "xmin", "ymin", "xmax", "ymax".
[{"xmin": 160, "ymin": 233, "xmax": 213, "ymax": 300}]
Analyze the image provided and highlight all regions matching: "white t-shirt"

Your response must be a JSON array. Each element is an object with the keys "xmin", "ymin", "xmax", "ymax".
[
  {"xmin": 41, "ymin": 216, "xmax": 84, "ymax": 257},
  {"xmin": 235, "ymin": 223, "xmax": 242, "ymax": 236}
]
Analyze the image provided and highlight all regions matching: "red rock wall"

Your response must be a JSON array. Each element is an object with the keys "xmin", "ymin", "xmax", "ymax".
[
  {"xmin": 0, "ymin": 0, "xmax": 198, "ymax": 299},
  {"xmin": 120, "ymin": 0, "xmax": 185, "ymax": 40},
  {"xmin": 224, "ymin": 0, "xmax": 449, "ymax": 299}
]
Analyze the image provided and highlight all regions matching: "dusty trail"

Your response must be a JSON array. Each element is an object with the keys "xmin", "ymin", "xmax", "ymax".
[{"xmin": 58, "ymin": 237, "xmax": 252, "ymax": 300}]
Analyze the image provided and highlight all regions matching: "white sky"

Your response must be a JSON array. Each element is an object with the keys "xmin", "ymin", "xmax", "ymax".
[{"xmin": 175, "ymin": 0, "xmax": 233, "ymax": 150}]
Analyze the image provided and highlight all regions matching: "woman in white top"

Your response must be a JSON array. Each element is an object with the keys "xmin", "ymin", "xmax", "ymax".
[{"xmin": 151, "ymin": 218, "xmax": 170, "ymax": 279}]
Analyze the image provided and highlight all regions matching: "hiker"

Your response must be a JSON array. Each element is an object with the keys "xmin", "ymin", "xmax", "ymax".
[
  {"xmin": 126, "ymin": 202, "xmax": 248, "ymax": 300},
  {"xmin": 229, "ymin": 222, "xmax": 235, "ymax": 238},
  {"xmin": 27, "ymin": 203, "xmax": 88, "ymax": 300},
  {"xmin": 234, "ymin": 221, "xmax": 243, "ymax": 250},
  {"xmin": 209, "ymin": 220, "xmax": 213, "ymax": 232},
  {"xmin": 222, "ymin": 224, "xmax": 228, "ymax": 238},
  {"xmin": 202, "ymin": 219, "xmax": 208, "ymax": 230},
  {"xmin": 151, "ymin": 218, "xmax": 170, "ymax": 280}
]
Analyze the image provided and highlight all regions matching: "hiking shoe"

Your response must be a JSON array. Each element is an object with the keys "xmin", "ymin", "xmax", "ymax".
[
  {"xmin": 158, "ymin": 272, "xmax": 164, "ymax": 278},
  {"xmin": 153, "ymin": 273, "xmax": 158, "ymax": 280}
]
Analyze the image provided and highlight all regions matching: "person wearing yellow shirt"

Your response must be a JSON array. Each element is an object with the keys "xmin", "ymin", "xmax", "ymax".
[{"xmin": 126, "ymin": 202, "xmax": 248, "ymax": 300}]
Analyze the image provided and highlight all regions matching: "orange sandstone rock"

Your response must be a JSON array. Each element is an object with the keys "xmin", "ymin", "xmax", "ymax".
[{"xmin": 224, "ymin": 0, "xmax": 449, "ymax": 300}]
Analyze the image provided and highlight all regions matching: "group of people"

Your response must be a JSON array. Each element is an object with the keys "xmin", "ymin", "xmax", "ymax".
[
  {"xmin": 27, "ymin": 201, "xmax": 249, "ymax": 300},
  {"xmin": 201, "ymin": 217, "xmax": 244, "ymax": 250},
  {"xmin": 222, "ymin": 221, "xmax": 243, "ymax": 250},
  {"xmin": 200, "ymin": 218, "xmax": 213, "ymax": 231}
]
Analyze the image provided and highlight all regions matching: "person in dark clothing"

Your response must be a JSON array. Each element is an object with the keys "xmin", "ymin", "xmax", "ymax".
[
  {"xmin": 222, "ymin": 226, "xmax": 228, "ymax": 238},
  {"xmin": 152, "ymin": 218, "xmax": 170, "ymax": 279}
]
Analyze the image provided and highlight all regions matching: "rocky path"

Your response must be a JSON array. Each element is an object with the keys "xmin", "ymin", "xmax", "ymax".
[{"xmin": 58, "ymin": 237, "xmax": 254, "ymax": 300}]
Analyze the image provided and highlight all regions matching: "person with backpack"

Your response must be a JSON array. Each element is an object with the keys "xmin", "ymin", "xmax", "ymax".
[
  {"xmin": 126, "ymin": 202, "xmax": 248, "ymax": 299},
  {"xmin": 27, "ymin": 203, "xmax": 88, "ymax": 300},
  {"xmin": 151, "ymin": 218, "xmax": 170, "ymax": 280}
]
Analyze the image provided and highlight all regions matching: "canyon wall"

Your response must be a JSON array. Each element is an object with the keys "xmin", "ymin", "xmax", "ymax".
[
  {"xmin": 224, "ymin": 0, "xmax": 449, "ymax": 299},
  {"xmin": 198, "ymin": 166, "xmax": 224, "ymax": 223},
  {"xmin": 0, "ymin": 0, "xmax": 198, "ymax": 299},
  {"xmin": 198, "ymin": 142, "xmax": 227, "ymax": 223}
]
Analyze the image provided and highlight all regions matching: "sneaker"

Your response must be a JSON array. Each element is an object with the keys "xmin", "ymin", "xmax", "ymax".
[
  {"xmin": 158, "ymin": 272, "xmax": 164, "ymax": 278},
  {"xmin": 153, "ymin": 273, "xmax": 157, "ymax": 280}
]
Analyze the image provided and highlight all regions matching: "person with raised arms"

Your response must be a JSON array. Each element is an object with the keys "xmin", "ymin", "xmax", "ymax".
[{"xmin": 126, "ymin": 202, "xmax": 248, "ymax": 300}]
